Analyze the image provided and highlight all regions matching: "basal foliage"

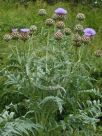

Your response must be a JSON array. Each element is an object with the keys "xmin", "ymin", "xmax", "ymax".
[{"xmin": 0, "ymin": 8, "xmax": 102, "ymax": 136}]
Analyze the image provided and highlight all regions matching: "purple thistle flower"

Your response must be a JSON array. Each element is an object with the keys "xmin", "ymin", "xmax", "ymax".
[
  {"xmin": 84, "ymin": 28, "xmax": 96, "ymax": 37},
  {"xmin": 20, "ymin": 28, "xmax": 30, "ymax": 33},
  {"xmin": 55, "ymin": 8, "xmax": 67, "ymax": 15}
]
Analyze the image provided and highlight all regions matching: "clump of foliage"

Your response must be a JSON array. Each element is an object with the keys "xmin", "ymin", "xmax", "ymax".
[{"xmin": 0, "ymin": 6, "xmax": 102, "ymax": 136}]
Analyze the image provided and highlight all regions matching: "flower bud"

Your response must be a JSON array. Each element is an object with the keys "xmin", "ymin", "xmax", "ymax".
[
  {"xmin": 56, "ymin": 21, "xmax": 65, "ymax": 29},
  {"xmin": 45, "ymin": 18, "xmax": 54, "ymax": 26},
  {"xmin": 30, "ymin": 25, "xmax": 37, "ymax": 31},
  {"xmin": 81, "ymin": 35, "xmax": 90, "ymax": 44},
  {"xmin": 54, "ymin": 30, "xmax": 63, "ymax": 40},
  {"xmin": 11, "ymin": 32, "xmax": 20, "ymax": 40},
  {"xmin": 73, "ymin": 34, "xmax": 82, "ymax": 47},
  {"xmin": 38, "ymin": 9, "xmax": 47, "ymax": 16},
  {"xmin": 3, "ymin": 34, "xmax": 12, "ymax": 42},
  {"xmin": 75, "ymin": 24, "xmax": 83, "ymax": 32},
  {"xmin": 19, "ymin": 33, "xmax": 30, "ymax": 41},
  {"xmin": 94, "ymin": 50, "xmax": 102, "ymax": 57},
  {"xmin": 64, "ymin": 28, "xmax": 72, "ymax": 35},
  {"xmin": 76, "ymin": 13, "xmax": 85, "ymax": 21}
]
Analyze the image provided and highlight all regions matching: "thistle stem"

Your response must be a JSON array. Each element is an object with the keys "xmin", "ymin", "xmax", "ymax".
[
  {"xmin": 75, "ymin": 46, "xmax": 78, "ymax": 61},
  {"xmin": 46, "ymin": 29, "xmax": 50, "ymax": 73}
]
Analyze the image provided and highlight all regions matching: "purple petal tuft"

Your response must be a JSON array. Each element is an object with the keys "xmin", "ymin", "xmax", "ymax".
[
  {"xmin": 55, "ymin": 8, "xmax": 67, "ymax": 15},
  {"xmin": 20, "ymin": 28, "xmax": 30, "ymax": 33},
  {"xmin": 84, "ymin": 28, "xmax": 96, "ymax": 36}
]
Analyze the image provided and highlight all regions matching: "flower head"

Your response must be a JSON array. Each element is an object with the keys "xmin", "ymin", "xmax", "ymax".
[
  {"xmin": 19, "ymin": 33, "xmax": 30, "ymax": 41},
  {"xmin": 55, "ymin": 8, "xmax": 67, "ymax": 15},
  {"xmin": 3, "ymin": 34, "xmax": 12, "ymax": 42},
  {"xmin": 30, "ymin": 25, "xmax": 37, "ymax": 32},
  {"xmin": 76, "ymin": 13, "xmax": 85, "ymax": 21},
  {"xmin": 38, "ymin": 9, "xmax": 47, "ymax": 16},
  {"xmin": 64, "ymin": 28, "xmax": 72, "ymax": 35},
  {"xmin": 73, "ymin": 34, "xmax": 81, "ymax": 42},
  {"xmin": 11, "ymin": 32, "xmax": 20, "ymax": 40},
  {"xmin": 94, "ymin": 50, "xmax": 102, "ymax": 57},
  {"xmin": 84, "ymin": 28, "xmax": 96, "ymax": 37},
  {"xmin": 75, "ymin": 24, "xmax": 83, "ymax": 32},
  {"xmin": 73, "ymin": 34, "xmax": 82, "ymax": 47},
  {"xmin": 54, "ymin": 30, "xmax": 63, "ymax": 40},
  {"xmin": 56, "ymin": 21, "xmax": 65, "ymax": 29},
  {"xmin": 45, "ymin": 18, "xmax": 54, "ymax": 26},
  {"xmin": 81, "ymin": 35, "xmax": 90, "ymax": 44},
  {"xmin": 11, "ymin": 29, "xmax": 19, "ymax": 40}
]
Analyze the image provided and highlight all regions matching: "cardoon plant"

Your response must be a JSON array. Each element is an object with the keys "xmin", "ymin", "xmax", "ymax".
[{"xmin": 1, "ymin": 8, "xmax": 101, "ymax": 136}]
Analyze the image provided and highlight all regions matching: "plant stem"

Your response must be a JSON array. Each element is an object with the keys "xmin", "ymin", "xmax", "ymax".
[{"xmin": 46, "ymin": 29, "xmax": 50, "ymax": 73}]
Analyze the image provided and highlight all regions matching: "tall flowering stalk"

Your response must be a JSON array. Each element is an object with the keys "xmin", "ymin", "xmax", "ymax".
[
  {"xmin": 45, "ymin": 18, "xmax": 54, "ymax": 73},
  {"xmin": 46, "ymin": 29, "xmax": 50, "ymax": 73}
]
